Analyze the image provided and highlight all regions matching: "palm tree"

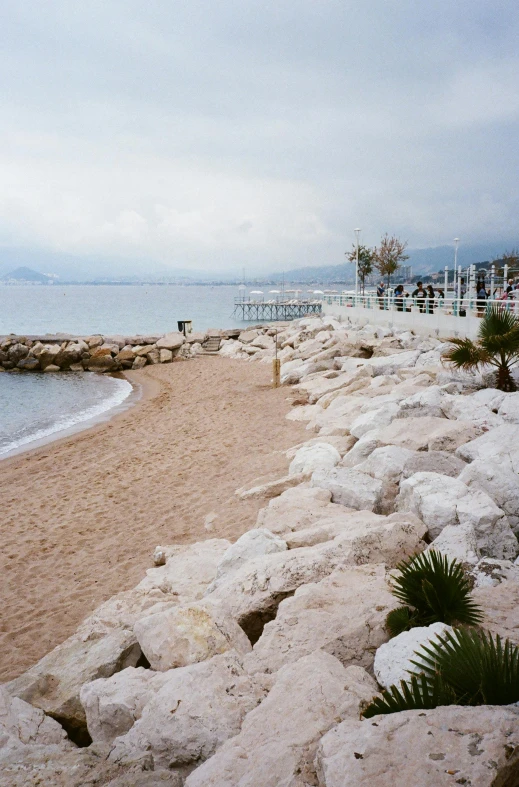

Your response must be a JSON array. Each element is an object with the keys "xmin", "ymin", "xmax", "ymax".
[{"xmin": 443, "ymin": 305, "xmax": 519, "ymax": 391}]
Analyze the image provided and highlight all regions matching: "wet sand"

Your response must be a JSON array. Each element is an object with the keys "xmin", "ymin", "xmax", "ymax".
[{"xmin": 0, "ymin": 357, "xmax": 307, "ymax": 681}]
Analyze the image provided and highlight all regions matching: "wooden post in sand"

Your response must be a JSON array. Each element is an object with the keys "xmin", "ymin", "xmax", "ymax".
[{"xmin": 273, "ymin": 328, "xmax": 280, "ymax": 387}]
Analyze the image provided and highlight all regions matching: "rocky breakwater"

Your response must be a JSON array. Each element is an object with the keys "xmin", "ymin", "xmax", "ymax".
[
  {"xmin": 0, "ymin": 329, "xmax": 236, "ymax": 373},
  {"xmin": 3, "ymin": 315, "xmax": 519, "ymax": 785}
]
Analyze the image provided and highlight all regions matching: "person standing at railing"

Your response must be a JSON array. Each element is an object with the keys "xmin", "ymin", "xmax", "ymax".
[
  {"xmin": 425, "ymin": 285, "xmax": 436, "ymax": 314},
  {"xmin": 477, "ymin": 283, "xmax": 489, "ymax": 317},
  {"xmin": 412, "ymin": 282, "xmax": 427, "ymax": 313},
  {"xmin": 394, "ymin": 284, "xmax": 409, "ymax": 312},
  {"xmin": 376, "ymin": 281, "xmax": 385, "ymax": 310}
]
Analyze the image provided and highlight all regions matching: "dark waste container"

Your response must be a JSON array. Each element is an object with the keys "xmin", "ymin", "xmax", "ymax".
[{"xmin": 177, "ymin": 320, "xmax": 193, "ymax": 336}]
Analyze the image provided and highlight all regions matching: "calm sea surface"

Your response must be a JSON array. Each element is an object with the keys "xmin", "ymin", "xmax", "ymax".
[{"xmin": 0, "ymin": 283, "xmax": 314, "ymax": 457}]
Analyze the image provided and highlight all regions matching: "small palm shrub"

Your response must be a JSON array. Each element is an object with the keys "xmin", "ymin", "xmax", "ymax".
[
  {"xmin": 363, "ymin": 628, "xmax": 519, "ymax": 718},
  {"xmin": 386, "ymin": 550, "xmax": 482, "ymax": 637},
  {"xmin": 443, "ymin": 305, "xmax": 519, "ymax": 391}
]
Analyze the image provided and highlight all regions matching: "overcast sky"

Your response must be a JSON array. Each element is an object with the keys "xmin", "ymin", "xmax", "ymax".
[{"xmin": 1, "ymin": 1, "xmax": 518, "ymax": 274}]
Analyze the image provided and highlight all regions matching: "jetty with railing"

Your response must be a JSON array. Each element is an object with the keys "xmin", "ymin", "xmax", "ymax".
[{"xmin": 233, "ymin": 290, "xmax": 322, "ymax": 321}]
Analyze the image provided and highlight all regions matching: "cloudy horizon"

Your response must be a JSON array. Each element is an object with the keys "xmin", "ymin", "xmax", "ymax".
[{"xmin": 1, "ymin": 1, "xmax": 518, "ymax": 275}]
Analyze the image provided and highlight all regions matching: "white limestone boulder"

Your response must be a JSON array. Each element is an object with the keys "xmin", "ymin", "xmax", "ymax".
[
  {"xmin": 4, "ymin": 628, "xmax": 141, "ymax": 745},
  {"xmin": 373, "ymin": 622, "xmax": 453, "ymax": 690},
  {"xmin": 316, "ymin": 705, "xmax": 519, "ymax": 787},
  {"xmin": 499, "ymin": 392, "xmax": 519, "ymax": 423},
  {"xmin": 289, "ymin": 442, "xmax": 341, "ymax": 476},
  {"xmin": 0, "ymin": 686, "xmax": 71, "ymax": 753},
  {"xmin": 298, "ymin": 366, "xmax": 373, "ymax": 404},
  {"xmin": 348, "ymin": 402, "xmax": 400, "ymax": 439},
  {"xmin": 244, "ymin": 564, "xmax": 397, "ymax": 676},
  {"xmin": 456, "ymin": 490, "xmax": 518, "ymax": 561},
  {"xmin": 136, "ymin": 538, "xmax": 231, "ymax": 599},
  {"xmin": 255, "ymin": 485, "xmax": 337, "ymax": 535},
  {"xmin": 401, "ymin": 450, "xmax": 467, "ymax": 479},
  {"xmin": 185, "ymin": 653, "xmax": 377, "ymax": 787},
  {"xmin": 108, "ymin": 652, "xmax": 267, "ymax": 771},
  {"xmin": 428, "ymin": 523, "xmax": 480, "ymax": 565},
  {"xmin": 377, "ymin": 416, "xmax": 477, "ymax": 452},
  {"xmin": 397, "ymin": 385, "xmax": 445, "ymax": 418},
  {"xmin": 133, "ymin": 599, "xmax": 251, "ymax": 671},
  {"xmin": 470, "ymin": 559, "xmax": 519, "ymax": 590},
  {"xmin": 155, "ymin": 332, "xmax": 184, "ymax": 350},
  {"xmin": 365, "ymin": 349, "xmax": 422, "ymax": 375},
  {"xmin": 396, "ymin": 472, "xmax": 466, "ymax": 537},
  {"xmin": 459, "ymin": 459, "xmax": 519, "ymax": 532},
  {"xmin": 235, "ymin": 472, "xmax": 307, "ymax": 500},
  {"xmin": 339, "ymin": 429, "xmax": 381, "ymax": 467},
  {"xmin": 441, "ymin": 393, "xmax": 503, "ymax": 432},
  {"xmin": 473, "ymin": 578, "xmax": 519, "ymax": 642},
  {"xmin": 456, "ymin": 423, "xmax": 519, "ymax": 473},
  {"xmin": 207, "ymin": 528, "xmax": 287, "ymax": 592},
  {"xmin": 81, "ymin": 666, "xmax": 170, "ymax": 744},
  {"xmin": 355, "ymin": 445, "xmax": 415, "ymax": 481},
  {"xmin": 311, "ymin": 467, "xmax": 384, "ymax": 512}
]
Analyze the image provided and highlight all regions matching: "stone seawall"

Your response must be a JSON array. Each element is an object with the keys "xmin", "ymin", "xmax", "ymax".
[{"xmin": 0, "ymin": 329, "xmax": 241, "ymax": 373}]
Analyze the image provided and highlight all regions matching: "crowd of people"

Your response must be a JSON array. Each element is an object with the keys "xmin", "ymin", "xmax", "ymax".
[{"xmin": 374, "ymin": 276, "xmax": 519, "ymax": 317}]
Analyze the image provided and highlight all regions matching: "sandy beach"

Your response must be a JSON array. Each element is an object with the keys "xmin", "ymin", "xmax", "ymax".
[{"xmin": 0, "ymin": 357, "xmax": 307, "ymax": 681}]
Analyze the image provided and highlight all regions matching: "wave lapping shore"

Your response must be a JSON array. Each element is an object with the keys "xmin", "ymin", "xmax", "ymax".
[{"xmin": 2, "ymin": 315, "xmax": 519, "ymax": 785}]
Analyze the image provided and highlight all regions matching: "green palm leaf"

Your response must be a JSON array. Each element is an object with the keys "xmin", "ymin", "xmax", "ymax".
[
  {"xmin": 385, "ymin": 606, "xmax": 421, "ymax": 637},
  {"xmin": 391, "ymin": 551, "xmax": 483, "ymax": 628},
  {"xmin": 363, "ymin": 671, "xmax": 454, "ymax": 718}
]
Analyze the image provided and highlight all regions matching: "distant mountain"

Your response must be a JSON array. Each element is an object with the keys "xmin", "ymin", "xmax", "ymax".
[{"xmin": 1, "ymin": 266, "xmax": 51, "ymax": 283}]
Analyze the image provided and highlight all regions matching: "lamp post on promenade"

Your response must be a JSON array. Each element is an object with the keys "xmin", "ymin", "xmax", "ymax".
[
  {"xmin": 453, "ymin": 238, "xmax": 460, "ymax": 295},
  {"xmin": 354, "ymin": 228, "xmax": 361, "ymax": 301}
]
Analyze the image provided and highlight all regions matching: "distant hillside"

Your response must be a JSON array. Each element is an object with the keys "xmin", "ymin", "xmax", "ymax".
[{"xmin": 1, "ymin": 266, "xmax": 51, "ymax": 283}]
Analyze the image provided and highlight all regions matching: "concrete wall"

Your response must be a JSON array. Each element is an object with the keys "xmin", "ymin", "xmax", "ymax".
[{"xmin": 322, "ymin": 302, "xmax": 482, "ymax": 339}]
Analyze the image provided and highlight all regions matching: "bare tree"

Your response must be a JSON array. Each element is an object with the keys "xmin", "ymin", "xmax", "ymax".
[
  {"xmin": 346, "ymin": 244, "xmax": 375, "ymax": 294},
  {"xmin": 374, "ymin": 234, "xmax": 409, "ymax": 288}
]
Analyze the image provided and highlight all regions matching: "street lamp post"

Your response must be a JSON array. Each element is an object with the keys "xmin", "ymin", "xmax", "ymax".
[{"xmin": 354, "ymin": 228, "xmax": 361, "ymax": 301}]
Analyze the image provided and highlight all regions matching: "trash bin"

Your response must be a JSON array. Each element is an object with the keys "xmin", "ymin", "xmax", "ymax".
[{"xmin": 177, "ymin": 320, "xmax": 193, "ymax": 336}]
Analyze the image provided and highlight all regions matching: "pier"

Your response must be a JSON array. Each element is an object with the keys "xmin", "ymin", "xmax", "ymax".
[{"xmin": 233, "ymin": 297, "xmax": 322, "ymax": 322}]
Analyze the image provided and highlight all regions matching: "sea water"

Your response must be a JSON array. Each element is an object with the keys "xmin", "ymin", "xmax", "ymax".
[
  {"xmin": 0, "ymin": 372, "xmax": 133, "ymax": 459},
  {"xmin": 0, "ymin": 282, "xmax": 317, "ymax": 456}
]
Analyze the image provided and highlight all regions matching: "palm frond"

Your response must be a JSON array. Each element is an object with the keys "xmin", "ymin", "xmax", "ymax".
[
  {"xmin": 362, "ymin": 672, "xmax": 453, "ymax": 718},
  {"xmin": 412, "ymin": 627, "xmax": 519, "ymax": 706},
  {"xmin": 478, "ymin": 305, "xmax": 519, "ymax": 345},
  {"xmin": 386, "ymin": 606, "xmax": 422, "ymax": 638},
  {"xmin": 442, "ymin": 337, "xmax": 487, "ymax": 370},
  {"xmin": 391, "ymin": 551, "xmax": 483, "ymax": 628}
]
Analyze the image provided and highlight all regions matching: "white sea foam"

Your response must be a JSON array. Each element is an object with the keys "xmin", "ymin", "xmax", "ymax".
[{"xmin": 0, "ymin": 376, "xmax": 133, "ymax": 458}]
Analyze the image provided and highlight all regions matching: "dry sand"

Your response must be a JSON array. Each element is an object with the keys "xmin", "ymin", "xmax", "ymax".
[{"xmin": 0, "ymin": 357, "xmax": 308, "ymax": 681}]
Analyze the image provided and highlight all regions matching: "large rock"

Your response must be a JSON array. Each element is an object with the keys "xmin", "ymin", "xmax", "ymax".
[
  {"xmin": 81, "ymin": 666, "xmax": 170, "ymax": 744},
  {"xmin": 401, "ymin": 450, "xmax": 467, "ymax": 479},
  {"xmin": 133, "ymin": 600, "xmax": 251, "ymax": 671},
  {"xmin": 459, "ymin": 459, "xmax": 519, "ymax": 532},
  {"xmin": 136, "ymin": 538, "xmax": 231, "ymax": 599},
  {"xmin": 499, "ymin": 392, "xmax": 519, "ymax": 423},
  {"xmin": 442, "ymin": 393, "xmax": 503, "ymax": 431},
  {"xmin": 339, "ymin": 430, "xmax": 381, "ymax": 467},
  {"xmin": 348, "ymin": 403, "xmax": 400, "ymax": 439},
  {"xmin": 397, "ymin": 472, "xmax": 518, "ymax": 558},
  {"xmin": 244, "ymin": 564, "xmax": 397, "ymax": 675},
  {"xmin": 7, "ymin": 342, "xmax": 29, "ymax": 364},
  {"xmin": 185, "ymin": 653, "xmax": 378, "ymax": 787},
  {"xmin": 5, "ymin": 628, "xmax": 141, "ymax": 743},
  {"xmin": 207, "ymin": 529, "xmax": 287, "ymax": 592},
  {"xmin": 355, "ymin": 445, "xmax": 414, "ymax": 481},
  {"xmin": 473, "ymin": 579, "xmax": 519, "ymax": 644},
  {"xmin": 365, "ymin": 349, "xmax": 421, "ymax": 375},
  {"xmin": 256, "ymin": 485, "xmax": 338, "ymax": 535},
  {"xmin": 235, "ymin": 472, "xmax": 307, "ymax": 500},
  {"xmin": 155, "ymin": 332, "xmax": 185, "ymax": 350},
  {"xmin": 311, "ymin": 467, "xmax": 384, "ymax": 512},
  {"xmin": 397, "ymin": 385, "xmax": 445, "ymax": 418},
  {"xmin": 428, "ymin": 523, "xmax": 480, "ymax": 565},
  {"xmin": 0, "ymin": 686, "xmax": 71, "ymax": 752},
  {"xmin": 298, "ymin": 367, "xmax": 373, "ymax": 404},
  {"xmin": 316, "ymin": 705, "xmax": 519, "ymax": 787},
  {"xmin": 108, "ymin": 652, "xmax": 267, "ymax": 771},
  {"xmin": 289, "ymin": 442, "xmax": 341, "ymax": 476},
  {"xmin": 17, "ymin": 356, "xmax": 40, "ymax": 370},
  {"xmin": 373, "ymin": 622, "xmax": 453, "ymax": 689},
  {"xmin": 377, "ymin": 416, "xmax": 477, "ymax": 452},
  {"xmin": 456, "ymin": 423, "xmax": 519, "ymax": 473}
]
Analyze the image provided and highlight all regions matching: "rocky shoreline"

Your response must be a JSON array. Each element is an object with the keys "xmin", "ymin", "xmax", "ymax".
[
  {"xmin": 0, "ymin": 329, "xmax": 242, "ymax": 373},
  {"xmin": 2, "ymin": 315, "xmax": 519, "ymax": 786}
]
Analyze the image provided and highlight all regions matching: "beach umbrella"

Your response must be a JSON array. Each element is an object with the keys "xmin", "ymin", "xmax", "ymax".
[
  {"xmin": 269, "ymin": 289, "xmax": 281, "ymax": 293},
  {"xmin": 249, "ymin": 290, "xmax": 264, "ymax": 294},
  {"xmin": 313, "ymin": 289, "xmax": 324, "ymax": 294}
]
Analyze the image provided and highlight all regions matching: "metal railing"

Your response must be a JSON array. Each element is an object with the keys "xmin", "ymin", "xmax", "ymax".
[{"xmin": 322, "ymin": 291, "xmax": 519, "ymax": 317}]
